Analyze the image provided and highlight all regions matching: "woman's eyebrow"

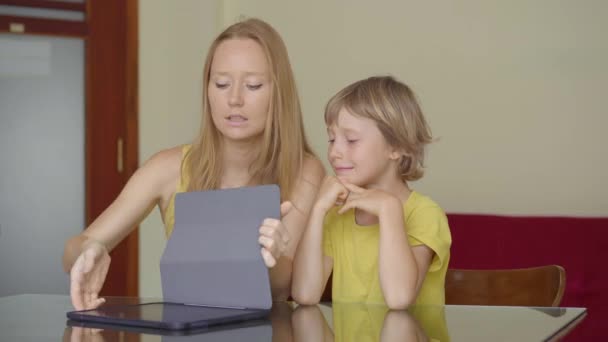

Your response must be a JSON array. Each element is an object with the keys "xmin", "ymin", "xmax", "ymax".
[{"xmin": 210, "ymin": 71, "xmax": 267, "ymax": 76}]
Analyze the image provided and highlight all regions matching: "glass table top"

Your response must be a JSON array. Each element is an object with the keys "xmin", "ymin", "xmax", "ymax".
[{"xmin": 0, "ymin": 294, "xmax": 586, "ymax": 341}]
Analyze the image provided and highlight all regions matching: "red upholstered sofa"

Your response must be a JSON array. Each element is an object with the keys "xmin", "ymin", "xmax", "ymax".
[{"xmin": 447, "ymin": 214, "xmax": 608, "ymax": 340}]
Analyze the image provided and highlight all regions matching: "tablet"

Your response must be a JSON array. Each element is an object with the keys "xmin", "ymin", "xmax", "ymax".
[
  {"xmin": 67, "ymin": 302, "xmax": 270, "ymax": 330},
  {"xmin": 67, "ymin": 185, "xmax": 279, "ymax": 331}
]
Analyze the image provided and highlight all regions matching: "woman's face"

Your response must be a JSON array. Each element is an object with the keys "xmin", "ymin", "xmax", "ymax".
[{"xmin": 208, "ymin": 38, "xmax": 271, "ymax": 143}]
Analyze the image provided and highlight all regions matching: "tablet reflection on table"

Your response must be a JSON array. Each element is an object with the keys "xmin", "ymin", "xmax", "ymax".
[{"xmin": 64, "ymin": 301, "xmax": 295, "ymax": 342}]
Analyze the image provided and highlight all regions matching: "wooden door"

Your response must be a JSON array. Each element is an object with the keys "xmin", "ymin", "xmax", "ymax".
[{"xmin": 0, "ymin": 0, "xmax": 139, "ymax": 297}]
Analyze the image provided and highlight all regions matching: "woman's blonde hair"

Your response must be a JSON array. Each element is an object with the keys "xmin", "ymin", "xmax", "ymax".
[
  {"xmin": 325, "ymin": 76, "xmax": 433, "ymax": 182},
  {"xmin": 186, "ymin": 18, "xmax": 313, "ymax": 200}
]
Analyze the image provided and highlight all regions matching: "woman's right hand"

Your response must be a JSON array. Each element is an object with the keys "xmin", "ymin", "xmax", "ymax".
[
  {"xmin": 63, "ymin": 147, "xmax": 182, "ymax": 309},
  {"xmin": 70, "ymin": 240, "xmax": 111, "ymax": 310},
  {"xmin": 63, "ymin": 326, "xmax": 106, "ymax": 342}
]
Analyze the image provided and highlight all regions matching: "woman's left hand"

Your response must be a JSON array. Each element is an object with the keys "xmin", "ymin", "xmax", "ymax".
[{"xmin": 259, "ymin": 201, "xmax": 293, "ymax": 268}]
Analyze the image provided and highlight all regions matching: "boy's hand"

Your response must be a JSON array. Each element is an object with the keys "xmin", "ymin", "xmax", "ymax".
[
  {"xmin": 338, "ymin": 182, "xmax": 400, "ymax": 216},
  {"xmin": 314, "ymin": 176, "xmax": 350, "ymax": 212}
]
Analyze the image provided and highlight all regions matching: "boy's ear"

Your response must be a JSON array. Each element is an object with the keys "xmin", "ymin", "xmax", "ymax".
[
  {"xmin": 389, "ymin": 151, "xmax": 401, "ymax": 161},
  {"xmin": 388, "ymin": 147, "xmax": 404, "ymax": 161}
]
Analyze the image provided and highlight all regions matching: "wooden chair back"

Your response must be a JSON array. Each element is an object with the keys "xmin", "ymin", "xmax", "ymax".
[{"xmin": 445, "ymin": 265, "xmax": 566, "ymax": 307}]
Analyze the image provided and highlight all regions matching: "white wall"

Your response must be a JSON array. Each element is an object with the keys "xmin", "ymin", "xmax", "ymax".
[
  {"xmin": 139, "ymin": 0, "xmax": 220, "ymax": 297},
  {"xmin": 223, "ymin": 0, "xmax": 608, "ymax": 217},
  {"xmin": 0, "ymin": 36, "xmax": 84, "ymax": 296}
]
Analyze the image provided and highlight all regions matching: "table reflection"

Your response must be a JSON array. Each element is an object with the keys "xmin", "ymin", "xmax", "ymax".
[
  {"xmin": 64, "ymin": 302, "xmax": 448, "ymax": 342},
  {"xmin": 1, "ymin": 294, "xmax": 586, "ymax": 340},
  {"xmin": 293, "ymin": 303, "xmax": 447, "ymax": 342}
]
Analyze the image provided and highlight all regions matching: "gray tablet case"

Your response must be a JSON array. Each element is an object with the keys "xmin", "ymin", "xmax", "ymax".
[
  {"xmin": 67, "ymin": 185, "xmax": 279, "ymax": 330},
  {"xmin": 160, "ymin": 184, "xmax": 277, "ymax": 309}
]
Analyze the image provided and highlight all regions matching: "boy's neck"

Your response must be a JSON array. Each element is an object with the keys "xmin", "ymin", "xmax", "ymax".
[
  {"xmin": 354, "ymin": 178, "xmax": 411, "ymax": 226},
  {"xmin": 364, "ymin": 177, "xmax": 412, "ymax": 203}
]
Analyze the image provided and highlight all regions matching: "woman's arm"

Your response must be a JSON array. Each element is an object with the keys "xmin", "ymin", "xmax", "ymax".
[
  {"xmin": 62, "ymin": 147, "xmax": 181, "ymax": 310},
  {"xmin": 63, "ymin": 147, "xmax": 181, "ymax": 270}
]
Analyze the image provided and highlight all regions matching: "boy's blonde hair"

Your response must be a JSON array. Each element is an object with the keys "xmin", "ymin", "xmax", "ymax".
[
  {"xmin": 187, "ymin": 18, "xmax": 314, "ymax": 200},
  {"xmin": 325, "ymin": 76, "xmax": 432, "ymax": 181}
]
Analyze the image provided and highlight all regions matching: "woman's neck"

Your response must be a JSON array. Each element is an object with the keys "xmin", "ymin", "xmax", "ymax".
[{"xmin": 220, "ymin": 138, "xmax": 260, "ymax": 188}]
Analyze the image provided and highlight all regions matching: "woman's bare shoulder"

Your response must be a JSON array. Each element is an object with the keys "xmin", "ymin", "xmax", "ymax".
[
  {"xmin": 137, "ymin": 145, "xmax": 185, "ymax": 187},
  {"xmin": 288, "ymin": 155, "xmax": 325, "ymax": 212},
  {"xmin": 144, "ymin": 145, "xmax": 183, "ymax": 165},
  {"xmin": 300, "ymin": 154, "xmax": 326, "ymax": 186}
]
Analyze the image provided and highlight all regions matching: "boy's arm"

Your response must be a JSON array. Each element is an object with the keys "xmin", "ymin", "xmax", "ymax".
[
  {"xmin": 293, "ymin": 175, "xmax": 347, "ymax": 304},
  {"xmin": 292, "ymin": 304, "xmax": 334, "ymax": 342},
  {"xmin": 381, "ymin": 310, "xmax": 428, "ymax": 342},
  {"xmin": 336, "ymin": 183, "xmax": 433, "ymax": 309},
  {"xmin": 377, "ymin": 198, "xmax": 425, "ymax": 310},
  {"xmin": 292, "ymin": 203, "xmax": 334, "ymax": 304}
]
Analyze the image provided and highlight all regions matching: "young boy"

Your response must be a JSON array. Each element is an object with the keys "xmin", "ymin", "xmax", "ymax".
[{"xmin": 293, "ymin": 76, "xmax": 451, "ymax": 309}]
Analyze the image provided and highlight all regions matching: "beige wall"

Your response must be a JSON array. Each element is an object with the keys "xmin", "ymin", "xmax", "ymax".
[
  {"xmin": 139, "ymin": 0, "xmax": 220, "ymax": 297},
  {"xmin": 223, "ymin": 0, "xmax": 608, "ymax": 217},
  {"xmin": 139, "ymin": 1, "xmax": 608, "ymax": 296}
]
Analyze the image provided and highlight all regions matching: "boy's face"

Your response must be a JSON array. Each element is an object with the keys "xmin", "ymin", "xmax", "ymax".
[{"xmin": 327, "ymin": 108, "xmax": 400, "ymax": 188}]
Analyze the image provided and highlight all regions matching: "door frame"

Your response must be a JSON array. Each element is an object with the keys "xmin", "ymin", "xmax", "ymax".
[
  {"xmin": 85, "ymin": 0, "xmax": 139, "ymax": 297},
  {"xmin": 0, "ymin": 0, "xmax": 139, "ymax": 297}
]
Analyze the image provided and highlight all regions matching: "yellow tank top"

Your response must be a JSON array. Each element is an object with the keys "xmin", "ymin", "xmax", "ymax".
[{"xmin": 163, "ymin": 144, "xmax": 191, "ymax": 237}]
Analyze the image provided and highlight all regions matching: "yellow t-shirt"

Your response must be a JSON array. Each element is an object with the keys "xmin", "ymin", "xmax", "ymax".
[
  {"xmin": 322, "ymin": 191, "xmax": 451, "ymax": 305},
  {"xmin": 332, "ymin": 303, "xmax": 389, "ymax": 342},
  {"xmin": 162, "ymin": 144, "xmax": 191, "ymax": 237},
  {"xmin": 331, "ymin": 303, "xmax": 449, "ymax": 342}
]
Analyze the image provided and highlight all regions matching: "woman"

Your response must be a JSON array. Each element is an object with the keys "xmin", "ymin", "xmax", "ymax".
[{"xmin": 63, "ymin": 18, "xmax": 325, "ymax": 310}]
